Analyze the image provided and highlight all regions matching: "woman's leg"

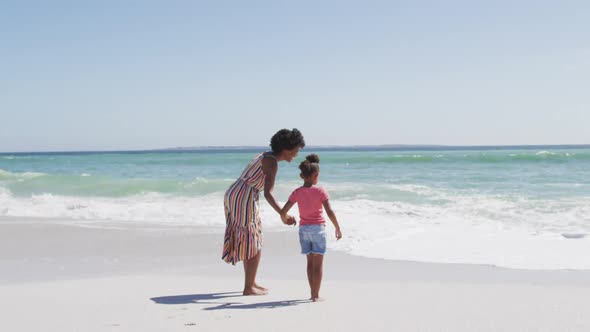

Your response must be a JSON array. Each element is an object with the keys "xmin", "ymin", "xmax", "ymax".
[
  {"xmin": 243, "ymin": 251, "xmax": 266, "ymax": 295},
  {"xmin": 253, "ymin": 250, "xmax": 268, "ymax": 291},
  {"xmin": 310, "ymin": 254, "xmax": 324, "ymax": 301}
]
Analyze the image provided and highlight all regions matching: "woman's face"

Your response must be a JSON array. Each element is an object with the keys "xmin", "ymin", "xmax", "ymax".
[{"xmin": 281, "ymin": 147, "xmax": 300, "ymax": 162}]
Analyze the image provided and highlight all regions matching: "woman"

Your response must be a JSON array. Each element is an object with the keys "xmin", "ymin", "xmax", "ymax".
[{"xmin": 222, "ymin": 128, "xmax": 305, "ymax": 295}]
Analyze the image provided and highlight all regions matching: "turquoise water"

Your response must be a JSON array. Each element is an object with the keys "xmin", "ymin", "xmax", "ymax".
[
  {"xmin": 2, "ymin": 147, "xmax": 589, "ymax": 199},
  {"xmin": 1, "ymin": 146, "xmax": 589, "ymax": 269}
]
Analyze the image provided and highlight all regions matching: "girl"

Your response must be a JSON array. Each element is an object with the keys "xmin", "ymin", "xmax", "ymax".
[{"xmin": 280, "ymin": 153, "xmax": 342, "ymax": 302}]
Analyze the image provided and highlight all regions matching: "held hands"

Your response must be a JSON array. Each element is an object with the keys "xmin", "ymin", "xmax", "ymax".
[{"xmin": 281, "ymin": 214, "xmax": 297, "ymax": 226}]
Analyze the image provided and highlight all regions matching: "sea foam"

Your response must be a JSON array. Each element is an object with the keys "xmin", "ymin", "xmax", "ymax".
[{"xmin": 2, "ymin": 186, "xmax": 589, "ymax": 270}]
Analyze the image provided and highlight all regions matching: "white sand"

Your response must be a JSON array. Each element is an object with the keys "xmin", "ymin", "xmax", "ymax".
[{"xmin": 1, "ymin": 217, "xmax": 590, "ymax": 332}]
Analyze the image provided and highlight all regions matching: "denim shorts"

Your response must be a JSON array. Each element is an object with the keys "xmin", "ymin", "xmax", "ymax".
[{"xmin": 299, "ymin": 224, "xmax": 327, "ymax": 255}]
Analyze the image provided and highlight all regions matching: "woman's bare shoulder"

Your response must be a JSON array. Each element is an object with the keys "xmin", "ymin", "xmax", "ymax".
[
  {"xmin": 261, "ymin": 152, "xmax": 278, "ymax": 164},
  {"xmin": 261, "ymin": 151, "xmax": 277, "ymax": 159},
  {"xmin": 261, "ymin": 152, "xmax": 277, "ymax": 172}
]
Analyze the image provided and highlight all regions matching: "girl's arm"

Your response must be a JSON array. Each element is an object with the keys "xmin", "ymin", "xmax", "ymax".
[{"xmin": 322, "ymin": 199, "xmax": 342, "ymax": 240}]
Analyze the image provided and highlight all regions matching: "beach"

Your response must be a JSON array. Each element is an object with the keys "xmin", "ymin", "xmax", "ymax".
[
  {"xmin": 2, "ymin": 217, "xmax": 590, "ymax": 332},
  {"xmin": 5, "ymin": 0, "xmax": 590, "ymax": 329}
]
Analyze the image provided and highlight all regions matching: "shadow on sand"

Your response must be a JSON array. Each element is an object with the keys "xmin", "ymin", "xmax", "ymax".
[
  {"xmin": 150, "ymin": 292, "xmax": 311, "ymax": 310},
  {"xmin": 150, "ymin": 292, "xmax": 310, "ymax": 310},
  {"xmin": 203, "ymin": 299, "xmax": 310, "ymax": 310}
]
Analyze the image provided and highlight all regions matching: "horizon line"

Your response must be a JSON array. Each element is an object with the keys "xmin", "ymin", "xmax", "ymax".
[{"xmin": 2, "ymin": 143, "xmax": 590, "ymax": 155}]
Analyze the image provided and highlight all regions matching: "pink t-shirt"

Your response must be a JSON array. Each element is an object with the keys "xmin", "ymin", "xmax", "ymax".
[{"xmin": 288, "ymin": 186, "xmax": 330, "ymax": 225}]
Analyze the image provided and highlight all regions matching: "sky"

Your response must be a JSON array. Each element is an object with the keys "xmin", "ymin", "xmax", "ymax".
[{"xmin": 1, "ymin": 1, "xmax": 589, "ymax": 152}]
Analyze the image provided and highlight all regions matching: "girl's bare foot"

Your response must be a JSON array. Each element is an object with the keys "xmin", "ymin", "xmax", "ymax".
[
  {"xmin": 254, "ymin": 283, "xmax": 269, "ymax": 292},
  {"xmin": 243, "ymin": 287, "xmax": 268, "ymax": 296}
]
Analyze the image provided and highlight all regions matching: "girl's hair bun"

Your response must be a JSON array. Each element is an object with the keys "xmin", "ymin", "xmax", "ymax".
[
  {"xmin": 305, "ymin": 154, "xmax": 320, "ymax": 164},
  {"xmin": 299, "ymin": 154, "xmax": 320, "ymax": 177}
]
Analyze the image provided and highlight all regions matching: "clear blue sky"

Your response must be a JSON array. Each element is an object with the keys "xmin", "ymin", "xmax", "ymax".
[{"xmin": 1, "ymin": 1, "xmax": 589, "ymax": 152}]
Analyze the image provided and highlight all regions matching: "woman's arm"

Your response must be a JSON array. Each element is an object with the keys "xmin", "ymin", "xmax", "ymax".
[
  {"xmin": 322, "ymin": 199, "xmax": 342, "ymax": 240},
  {"xmin": 261, "ymin": 155, "xmax": 296, "ymax": 225},
  {"xmin": 261, "ymin": 156, "xmax": 282, "ymax": 214},
  {"xmin": 280, "ymin": 201, "xmax": 296, "ymax": 225}
]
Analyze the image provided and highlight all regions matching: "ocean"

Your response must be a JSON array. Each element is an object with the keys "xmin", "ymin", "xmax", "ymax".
[{"xmin": 1, "ymin": 146, "xmax": 589, "ymax": 270}]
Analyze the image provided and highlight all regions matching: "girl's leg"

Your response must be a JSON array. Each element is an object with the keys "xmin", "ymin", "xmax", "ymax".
[
  {"xmin": 310, "ymin": 254, "xmax": 324, "ymax": 301},
  {"xmin": 243, "ymin": 251, "xmax": 266, "ymax": 295},
  {"xmin": 306, "ymin": 254, "xmax": 313, "ymax": 298}
]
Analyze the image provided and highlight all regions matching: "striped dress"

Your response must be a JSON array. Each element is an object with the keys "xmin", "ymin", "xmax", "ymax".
[{"xmin": 222, "ymin": 152, "xmax": 273, "ymax": 265}]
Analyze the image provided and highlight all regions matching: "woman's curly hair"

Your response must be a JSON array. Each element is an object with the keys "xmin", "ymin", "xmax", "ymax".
[
  {"xmin": 270, "ymin": 128, "xmax": 305, "ymax": 153},
  {"xmin": 299, "ymin": 154, "xmax": 320, "ymax": 177}
]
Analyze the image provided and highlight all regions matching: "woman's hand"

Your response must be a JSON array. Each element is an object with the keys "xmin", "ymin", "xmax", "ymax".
[
  {"xmin": 280, "ymin": 201, "xmax": 297, "ymax": 226},
  {"xmin": 281, "ymin": 214, "xmax": 297, "ymax": 226}
]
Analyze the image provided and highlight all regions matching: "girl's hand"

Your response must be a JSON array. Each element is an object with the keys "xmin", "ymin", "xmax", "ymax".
[{"xmin": 335, "ymin": 228, "xmax": 342, "ymax": 240}]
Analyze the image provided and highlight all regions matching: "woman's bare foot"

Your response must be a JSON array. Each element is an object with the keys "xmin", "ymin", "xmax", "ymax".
[
  {"xmin": 311, "ymin": 297, "xmax": 325, "ymax": 302},
  {"xmin": 254, "ymin": 283, "xmax": 269, "ymax": 292},
  {"xmin": 243, "ymin": 287, "xmax": 268, "ymax": 296}
]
